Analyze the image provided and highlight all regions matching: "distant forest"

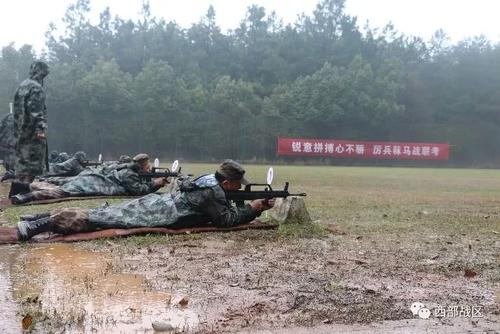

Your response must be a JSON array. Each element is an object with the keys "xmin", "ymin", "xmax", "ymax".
[{"xmin": 1, "ymin": 0, "xmax": 499, "ymax": 166}]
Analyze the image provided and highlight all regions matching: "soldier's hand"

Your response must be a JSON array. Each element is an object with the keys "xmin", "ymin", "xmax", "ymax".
[
  {"xmin": 263, "ymin": 198, "xmax": 276, "ymax": 210},
  {"xmin": 250, "ymin": 199, "xmax": 275, "ymax": 213},
  {"xmin": 153, "ymin": 177, "xmax": 168, "ymax": 187},
  {"xmin": 36, "ymin": 132, "xmax": 46, "ymax": 140}
]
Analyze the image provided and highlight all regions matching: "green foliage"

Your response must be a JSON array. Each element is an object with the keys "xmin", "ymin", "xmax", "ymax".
[
  {"xmin": 0, "ymin": 45, "xmax": 35, "ymax": 108},
  {"xmin": 76, "ymin": 59, "xmax": 133, "ymax": 153},
  {"xmin": 0, "ymin": 0, "xmax": 498, "ymax": 165},
  {"xmin": 264, "ymin": 55, "xmax": 405, "ymax": 140}
]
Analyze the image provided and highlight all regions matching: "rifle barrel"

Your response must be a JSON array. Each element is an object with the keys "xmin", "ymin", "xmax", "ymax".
[
  {"xmin": 83, "ymin": 161, "xmax": 102, "ymax": 167},
  {"xmin": 138, "ymin": 172, "xmax": 181, "ymax": 178},
  {"xmin": 225, "ymin": 190, "xmax": 306, "ymax": 202}
]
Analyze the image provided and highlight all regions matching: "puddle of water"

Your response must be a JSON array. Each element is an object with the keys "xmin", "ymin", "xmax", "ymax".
[
  {"xmin": 0, "ymin": 246, "xmax": 22, "ymax": 334},
  {"xmin": 2, "ymin": 243, "xmax": 199, "ymax": 333}
]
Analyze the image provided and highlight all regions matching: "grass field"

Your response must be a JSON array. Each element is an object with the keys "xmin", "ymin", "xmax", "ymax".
[
  {"xmin": 9, "ymin": 163, "xmax": 499, "ymax": 230},
  {"xmin": 6, "ymin": 164, "xmax": 500, "ymax": 235},
  {"xmin": 0, "ymin": 164, "xmax": 499, "ymax": 333},
  {"xmin": 176, "ymin": 164, "xmax": 500, "ymax": 238}
]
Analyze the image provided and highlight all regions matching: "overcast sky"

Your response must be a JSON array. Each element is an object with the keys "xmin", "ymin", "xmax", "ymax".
[{"xmin": 0, "ymin": 0, "xmax": 499, "ymax": 53}]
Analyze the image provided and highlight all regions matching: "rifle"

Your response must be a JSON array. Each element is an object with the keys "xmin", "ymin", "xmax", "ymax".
[
  {"xmin": 82, "ymin": 160, "xmax": 102, "ymax": 167},
  {"xmin": 82, "ymin": 154, "xmax": 103, "ymax": 167},
  {"xmin": 225, "ymin": 182, "xmax": 306, "ymax": 206},
  {"xmin": 137, "ymin": 167, "xmax": 187, "ymax": 179}
]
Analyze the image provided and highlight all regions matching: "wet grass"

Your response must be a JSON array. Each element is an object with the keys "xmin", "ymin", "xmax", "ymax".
[
  {"xmin": 183, "ymin": 164, "xmax": 500, "ymax": 236},
  {"xmin": 2, "ymin": 164, "xmax": 500, "ymax": 239}
]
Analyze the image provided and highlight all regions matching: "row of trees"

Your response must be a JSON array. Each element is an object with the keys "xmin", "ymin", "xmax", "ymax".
[{"xmin": 1, "ymin": 0, "xmax": 499, "ymax": 165}]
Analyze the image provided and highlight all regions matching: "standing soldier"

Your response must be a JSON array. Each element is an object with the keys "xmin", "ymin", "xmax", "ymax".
[
  {"xmin": 10, "ymin": 61, "xmax": 50, "ymax": 197},
  {"xmin": 0, "ymin": 112, "xmax": 15, "ymax": 173}
]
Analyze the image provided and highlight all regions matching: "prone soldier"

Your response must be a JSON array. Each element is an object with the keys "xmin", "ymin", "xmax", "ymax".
[
  {"xmin": 47, "ymin": 151, "xmax": 87, "ymax": 177},
  {"xmin": 10, "ymin": 153, "xmax": 168, "ymax": 205},
  {"xmin": 16, "ymin": 159, "xmax": 275, "ymax": 240}
]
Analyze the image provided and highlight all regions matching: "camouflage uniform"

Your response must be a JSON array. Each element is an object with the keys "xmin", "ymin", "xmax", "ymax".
[
  {"xmin": 45, "ymin": 174, "xmax": 259, "ymax": 234},
  {"xmin": 56, "ymin": 152, "xmax": 70, "ymax": 163},
  {"xmin": 48, "ymin": 151, "xmax": 59, "ymax": 164},
  {"xmin": 11, "ymin": 162, "xmax": 161, "ymax": 204},
  {"xmin": 35, "ymin": 175, "xmax": 74, "ymax": 186},
  {"xmin": 47, "ymin": 151, "xmax": 86, "ymax": 177},
  {"xmin": 13, "ymin": 61, "xmax": 49, "ymax": 179},
  {"xmin": 0, "ymin": 113, "xmax": 15, "ymax": 171},
  {"xmin": 93, "ymin": 155, "xmax": 132, "ymax": 175},
  {"xmin": 41, "ymin": 157, "xmax": 126, "ymax": 185}
]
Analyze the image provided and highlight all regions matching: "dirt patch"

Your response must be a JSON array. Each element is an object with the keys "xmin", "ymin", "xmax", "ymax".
[
  {"xmin": 80, "ymin": 229, "xmax": 498, "ymax": 333},
  {"xmin": 1, "ymin": 227, "xmax": 498, "ymax": 333}
]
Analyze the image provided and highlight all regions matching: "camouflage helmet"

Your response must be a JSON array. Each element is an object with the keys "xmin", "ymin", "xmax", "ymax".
[
  {"xmin": 133, "ymin": 153, "xmax": 150, "ymax": 165},
  {"xmin": 73, "ymin": 151, "xmax": 87, "ymax": 162},
  {"xmin": 29, "ymin": 61, "xmax": 50, "ymax": 81},
  {"xmin": 119, "ymin": 155, "xmax": 132, "ymax": 163},
  {"xmin": 49, "ymin": 150, "xmax": 59, "ymax": 159},
  {"xmin": 59, "ymin": 152, "xmax": 70, "ymax": 161},
  {"xmin": 216, "ymin": 159, "xmax": 250, "ymax": 185}
]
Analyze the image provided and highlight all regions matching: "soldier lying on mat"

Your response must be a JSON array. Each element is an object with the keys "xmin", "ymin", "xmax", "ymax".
[
  {"xmin": 41, "ymin": 154, "xmax": 133, "ymax": 186},
  {"xmin": 47, "ymin": 151, "xmax": 87, "ymax": 177},
  {"xmin": 16, "ymin": 159, "xmax": 275, "ymax": 240},
  {"xmin": 9, "ymin": 154, "xmax": 167, "ymax": 205}
]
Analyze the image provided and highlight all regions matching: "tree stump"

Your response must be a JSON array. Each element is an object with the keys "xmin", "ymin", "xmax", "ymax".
[{"xmin": 268, "ymin": 196, "xmax": 311, "ymax": 224}]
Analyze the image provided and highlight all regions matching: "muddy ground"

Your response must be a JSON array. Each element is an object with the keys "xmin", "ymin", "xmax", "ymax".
[
  {"xmin": 0, "ymin": 165, "xmax": 499, "ymax": 333},
  {"xmin": 99, "ymin": 228, "xmax": 499, "ymax": 333},
  {"xmin": 1, "ymin": 225, "xmax": 498, "ymax": 333}
]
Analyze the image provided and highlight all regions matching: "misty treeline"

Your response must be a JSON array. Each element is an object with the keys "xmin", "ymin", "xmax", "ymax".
[{"xmin": 0, "ymin": 0, "xmax": 499, "ymax": 165}]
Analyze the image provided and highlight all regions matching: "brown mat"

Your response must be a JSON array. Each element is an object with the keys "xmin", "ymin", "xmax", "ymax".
[{"xmin": 0, "ymin": 221, "xmax": 277, "ymax": 244}]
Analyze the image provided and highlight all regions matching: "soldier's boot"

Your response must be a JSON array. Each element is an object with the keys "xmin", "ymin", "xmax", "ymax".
[
  {"xmin": 17, "ymin": 217, "xmax": 53, "ymax": 241},
  {"xmin": 10, "ymin": 193, "xmax": 35, "ymax": 205},
  {"xmin": 20, "ymin": 212, "xmax": 51, "ymax": 221},
  {"xmin": 18, "ymin": 175, "xmax": 35, "ymax": 183},
  {"xmin": 7, "ymin": 183, "xmax": 16, "ymax": 198},
  {"xmin": 8, "ymin": 181, "xmax": 31, "ymax": 198},
  {"xmin": 1, "ymin": 171, "xmax": 15, "ymax": 182}
]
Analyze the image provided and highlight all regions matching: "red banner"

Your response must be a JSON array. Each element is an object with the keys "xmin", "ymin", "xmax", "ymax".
[{"xmin": 277, "ymin": 137, "xmax": 449, "ymax": 160}]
